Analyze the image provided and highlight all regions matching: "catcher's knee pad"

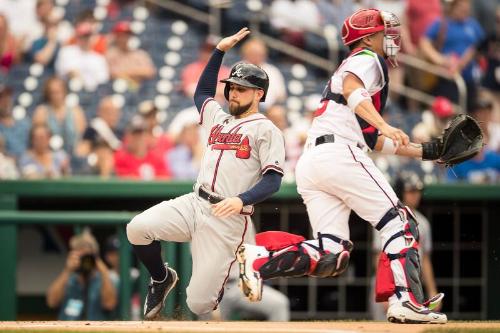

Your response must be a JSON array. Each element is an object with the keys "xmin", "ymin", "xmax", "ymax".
[
  {"xmin": 375, "ymin": 204, "xmax": 425, "ymax": 305},
  {"xmin": 256, "ymin": 231, "xmax": 353, "ymax": 279},
  {"xmin": 309, "ymin": 233, "xmax": 353, "ymax": 278},
  {"xmin": 259, "ymin": 247, "xmax": 310, "ymax": 279}
]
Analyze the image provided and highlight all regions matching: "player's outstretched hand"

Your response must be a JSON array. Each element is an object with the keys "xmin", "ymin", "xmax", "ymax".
[
  {"xmin": 216, "ymin": 27, "xmax": 251, "ymax": 52},
  {"xmin": 379, "ymin": 123, "xmax": 409, "ymax": 147},
  {"xmin": 212, "ymin": 197, "xmax": 244, "ymax": 218}
]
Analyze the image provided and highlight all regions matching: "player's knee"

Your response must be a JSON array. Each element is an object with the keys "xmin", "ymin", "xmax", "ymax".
[
  {"xmin": 126, "ymin": 213, "xmax": 151, "ymax": 245},
  {"xmin": 186, "ymin": 297, "xmax": 215, "ymax": 316}
]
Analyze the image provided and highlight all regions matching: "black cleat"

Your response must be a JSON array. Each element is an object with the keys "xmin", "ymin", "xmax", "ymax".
[{"xmin": 143, "ymin": 266, "xmax": 178, "ymax": 320}]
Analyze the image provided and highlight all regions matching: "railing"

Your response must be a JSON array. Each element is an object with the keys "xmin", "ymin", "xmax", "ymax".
[
  {"xmin": 146, "ymin": 0, "xmax": 467, "ymax": 113},
  {"xmin": 1, "ymin": 179, "xmax": 500, "ymax": 320},
  {"xmin": 395, "ymin": 53, "xmax": 468, "ymax": 113}
]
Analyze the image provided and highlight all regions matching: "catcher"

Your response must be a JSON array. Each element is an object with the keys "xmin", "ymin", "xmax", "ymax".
[{"xmin": 236, "ymin": 8, "xmax": 483, "ymax": 324}]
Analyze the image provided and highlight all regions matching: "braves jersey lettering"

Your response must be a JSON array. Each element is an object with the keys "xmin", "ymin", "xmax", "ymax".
[
  {"xmin": 209, "ymin": 125, "xmax": 244, "ymax": 145},
  {"xmin": 198, "ymin": 99, "xmax": 285, "ymax": 198}
]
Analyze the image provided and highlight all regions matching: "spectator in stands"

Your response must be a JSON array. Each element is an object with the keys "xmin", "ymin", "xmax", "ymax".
[
  {"xmin": 18, "ymin": 124, "xmax": 70, "ymax": 179},
  {"xmin": 269, "ymin": 0, "xmax": 321, "ymax": 48},
  {"xmin": 447, "ymin": 148, "xmax": 500, "ymax": 183},
  {"xmin": 56, "ymin": 22, "xmax": 110, "ymax": 91},
  {"xmin": 480, "ymin": 6, "xmax": 500, "ymax": 94},
  {"xmin": 316, "ymin": 0, "xmax": 355, "ymax": 32},
  {"xmin": 23, "ymin": 0, "xmax": 73, "ymax": 54},
  {"xmin": 0, "ymin": 13, "xmax": 21, "ymax": 73},
  {"xmin": 46, "ymin": 229, "xmax": 118, "ymax": 320},
  {"xmin": 114, "ymin": 115, "xmax": 170, "ymax": 180},
  {"xmin": 103, "ymin": 234, "xmax": 142, "ymax": 321},
  {"xmin": 0, "ymin": 133, "xmax": 19, "ymax": 179},
  {"xmin": 412, "ymin": 96, "xmax": 455, "ymax": 143},
  {"xmin": 420, "ymin": 0, "xmax": 485, "ymax": 111},
  {"xmin": 165, "ymin": 119, "xmax": 202, "ymax": 180},
  {"xmin": 265, "ymin": 104, "xmax": 303, "ymax": 178},
  {"xmin": 137, "ymin": 100, "xmax": 173, "ymax": 157},
  {"xmin": 371, "ymin": 172, "xmax": 441, "ymax": 319},
  {"xmin": 181, "ymin": 38, "xmax": 230, "ymax": 101},
  {"xmin": 405, "ymin": 0, "xmax": 442, "ymax": 54},
  {"xmin": 32, "ymin": 77, "xmax": 86, "ymax": 156},
  {"xmin": 106, "ymin": 21, "xmax": 156, "ymax": 90},
  {"xmin": 240, "ymin": 38, "xmax": 287, "ymax": 110},
  {"xmin": 0, "ymin": 85, "xmax": 30, "ymax": 158},
  {"xmin": 68, "ymin": 9, "xmax": 108, "ymax": 55},
  {"xmin": 30, "ymin": 14, "xmax": 61, "ymax": 69},
  {"xmin": 76, "ymin": 97, "xmax": 122, "ymax": 177},
  {"xmin": 0, "ymin": 0, "xmax": 37, "ymax": 51},
  {"xmin": 470, "ymin": 96, "xmax": 500, "ymax": 151}
]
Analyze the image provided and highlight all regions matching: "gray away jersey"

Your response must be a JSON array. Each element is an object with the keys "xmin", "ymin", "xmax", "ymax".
[{"xmin": 197, "ymin": 98, "xmax": 285, "ymax": 198}]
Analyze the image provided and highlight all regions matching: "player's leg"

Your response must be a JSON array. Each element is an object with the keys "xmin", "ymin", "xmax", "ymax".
[
  {"xmin": 184, "ymin": 214, "xmax": 250, "ymax": 315},
  {"xmin": 219, "ymin": 280, "xmax": 290, "ymax": 321},
  {"xmin": 126, "ymin": 193, "xmax": 197, "ymax": 319},
  {"xmin": 237, "ymin": 150, "xmax": 354, "ymax": 300},
  {"xmin": 336, "ymin": 146, "xmax": 446, "ymax": 323}
]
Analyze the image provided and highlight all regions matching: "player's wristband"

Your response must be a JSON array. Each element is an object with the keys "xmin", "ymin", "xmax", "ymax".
[
  {"xmin": 380, "ymin": 137, "xmax": 398, "ymax": 154},
  {"xmin": 347, "ymin": 88, "xmax": 371, "ymax": 111}
]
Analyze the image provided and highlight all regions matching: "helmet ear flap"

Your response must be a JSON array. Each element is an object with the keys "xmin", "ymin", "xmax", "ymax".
[{"xmin": 224, "ymin": 83, "xmax": 230, "ymax": 101}]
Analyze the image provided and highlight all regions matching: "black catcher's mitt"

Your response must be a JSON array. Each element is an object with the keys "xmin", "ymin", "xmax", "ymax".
[{"xmin": 422, "ymin": 114, "xmax": 484, "ymax": 167}]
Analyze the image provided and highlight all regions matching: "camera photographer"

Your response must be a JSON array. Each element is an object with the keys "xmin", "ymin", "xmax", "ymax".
[{"xmin": 46, "ymin": 229, "xmax": 118, "ymax": 320}]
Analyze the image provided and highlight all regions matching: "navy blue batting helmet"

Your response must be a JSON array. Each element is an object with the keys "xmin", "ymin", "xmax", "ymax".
[{"xmin": 220, "ymin": 62, "xmax": 269, "ymax": 102}]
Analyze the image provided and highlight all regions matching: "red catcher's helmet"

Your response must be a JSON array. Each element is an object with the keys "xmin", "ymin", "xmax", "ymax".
[{"xmin": 342, "ymin": 9, "xmax": 385, "ymax": 46}]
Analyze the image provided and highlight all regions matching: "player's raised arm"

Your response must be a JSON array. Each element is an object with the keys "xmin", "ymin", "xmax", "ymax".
[{"xmin": 193, "ymin": 28, "xmax": 250, "ymax": 111}]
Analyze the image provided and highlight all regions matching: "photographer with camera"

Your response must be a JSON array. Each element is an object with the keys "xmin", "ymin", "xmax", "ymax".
[{"xmin": 46, "ymin": 229, "xmax": 118, "ymax": 320}]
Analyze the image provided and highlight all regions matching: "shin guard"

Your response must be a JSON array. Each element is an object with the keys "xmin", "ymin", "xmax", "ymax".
[
  {"xmin": 375, "ymin": 205, "xmax": 425, "ymax": 305},
  {"xmin": 254, "ymin": 231, "xmax": 353, "ymax": 280}
]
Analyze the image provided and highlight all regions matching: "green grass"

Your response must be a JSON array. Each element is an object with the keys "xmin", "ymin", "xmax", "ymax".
[{"xmin": 423, "ymin": 329, "xmax": 500, "ymax": 333}]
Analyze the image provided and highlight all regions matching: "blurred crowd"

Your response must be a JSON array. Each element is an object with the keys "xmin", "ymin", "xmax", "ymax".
[{"xmin": 0, "ymin": 0, "xmax": 499, "ymax": 184}]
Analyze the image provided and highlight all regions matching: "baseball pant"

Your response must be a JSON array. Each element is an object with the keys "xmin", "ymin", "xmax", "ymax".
[{"xmin": 127, "ymin": 192, "xmax": 250, "ymax": 315}]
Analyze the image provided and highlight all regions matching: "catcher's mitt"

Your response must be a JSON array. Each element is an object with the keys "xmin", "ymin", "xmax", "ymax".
[{"xmin": 422, "ymin": 114, "xmax": 484, "ymax": 167}]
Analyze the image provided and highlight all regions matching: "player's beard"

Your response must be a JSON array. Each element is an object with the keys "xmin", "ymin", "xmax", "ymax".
[{"xmin": 229, "ymin": 100, "xmax": 253, "ymax": 117}]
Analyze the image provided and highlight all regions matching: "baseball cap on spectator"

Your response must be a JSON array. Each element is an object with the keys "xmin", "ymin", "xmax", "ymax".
[
  {"xmin": 138, "ymin": 100, "xmax": 158, "ymax": 117},
  {"xmin": 432, "ymin": 96, "xmax": 454, "ymax": 119},
  {"xmin": 69, "ymin": 229, "xmax": 99, "ymax": 254},
  {"xmin": 113, "ymin": 21, "xmax": 132, "ymax": 34},
  {"xmin": 104, "ymin": 235, "xmax": 120, "ymax": 253},
  {"xmin": 75, "ymin": 22, "xmax": 93, "ymax": 37},
  {"xmin": 127, "ymin": 115, "xmax": 147, "ymax": 133}
]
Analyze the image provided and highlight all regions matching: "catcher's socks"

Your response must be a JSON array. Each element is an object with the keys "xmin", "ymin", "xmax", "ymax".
[
  {"xmin": 144, "ymin": 265, "xmax": 178, "ymax": 320},
  {"xmin": 236, "ymin": 244, "xmax": 265, "ymax": 302},
  {"xmin": 387, "ymin": 301, "xmax": 447, "ymax": 324}
]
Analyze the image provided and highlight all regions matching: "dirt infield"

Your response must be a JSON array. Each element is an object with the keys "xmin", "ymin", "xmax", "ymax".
[{"xmin": 1, "ymin": 321, "xmax": 500, "ymax": 333}]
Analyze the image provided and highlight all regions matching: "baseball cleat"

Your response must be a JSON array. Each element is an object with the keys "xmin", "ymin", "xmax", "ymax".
[
  {"xmin": 236, "ymin": 244, "xmax": 265, "ymax": 302},
  {"xmin": 387, "ymin": 301, "xmax": 447, "ymax": 324},
  {"xmin": 144, "ymin": 265, "xmax": 178, "ymax": 320},
  {"xmin": 423, "ymin": 292, "xmax": 445, "ymax": 311}
]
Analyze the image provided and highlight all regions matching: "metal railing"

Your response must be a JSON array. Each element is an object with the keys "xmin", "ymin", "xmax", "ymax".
[
  {"xmin": 395, "ymin": 53, "xmax": 468, "ymax": 113},
  {"xmin": 146, "ymin": 0, "xmax": 467, "ymax": 112}
]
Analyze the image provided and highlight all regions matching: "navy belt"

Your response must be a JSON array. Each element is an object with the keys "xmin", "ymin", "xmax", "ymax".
[{"xmin": 198, "ymin": 187, "xmax": 224, "ymax": 204}]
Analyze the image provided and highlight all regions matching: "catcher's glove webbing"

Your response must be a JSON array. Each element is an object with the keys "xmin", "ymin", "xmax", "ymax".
[{"xmin": 422, "ymin": 114, "xmax": 484, "ymax": 167}]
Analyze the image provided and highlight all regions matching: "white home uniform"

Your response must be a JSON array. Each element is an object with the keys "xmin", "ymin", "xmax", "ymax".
[
  {"xmin": 296, "ymin": 48, "xmax": 398, "ymax": 250},
  {"xmin": 128, "ymin": 97, "xmax": 285, "ymax": 314}
]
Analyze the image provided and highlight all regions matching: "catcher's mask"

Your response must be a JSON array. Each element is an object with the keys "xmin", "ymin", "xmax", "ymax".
[
  {"xmin": 220, "ymin": 62, "xmax": 269, "ymax": 102},
  {"xmin": 341, "ymin": 9, "xmax": 401, "ymax": 66}
]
